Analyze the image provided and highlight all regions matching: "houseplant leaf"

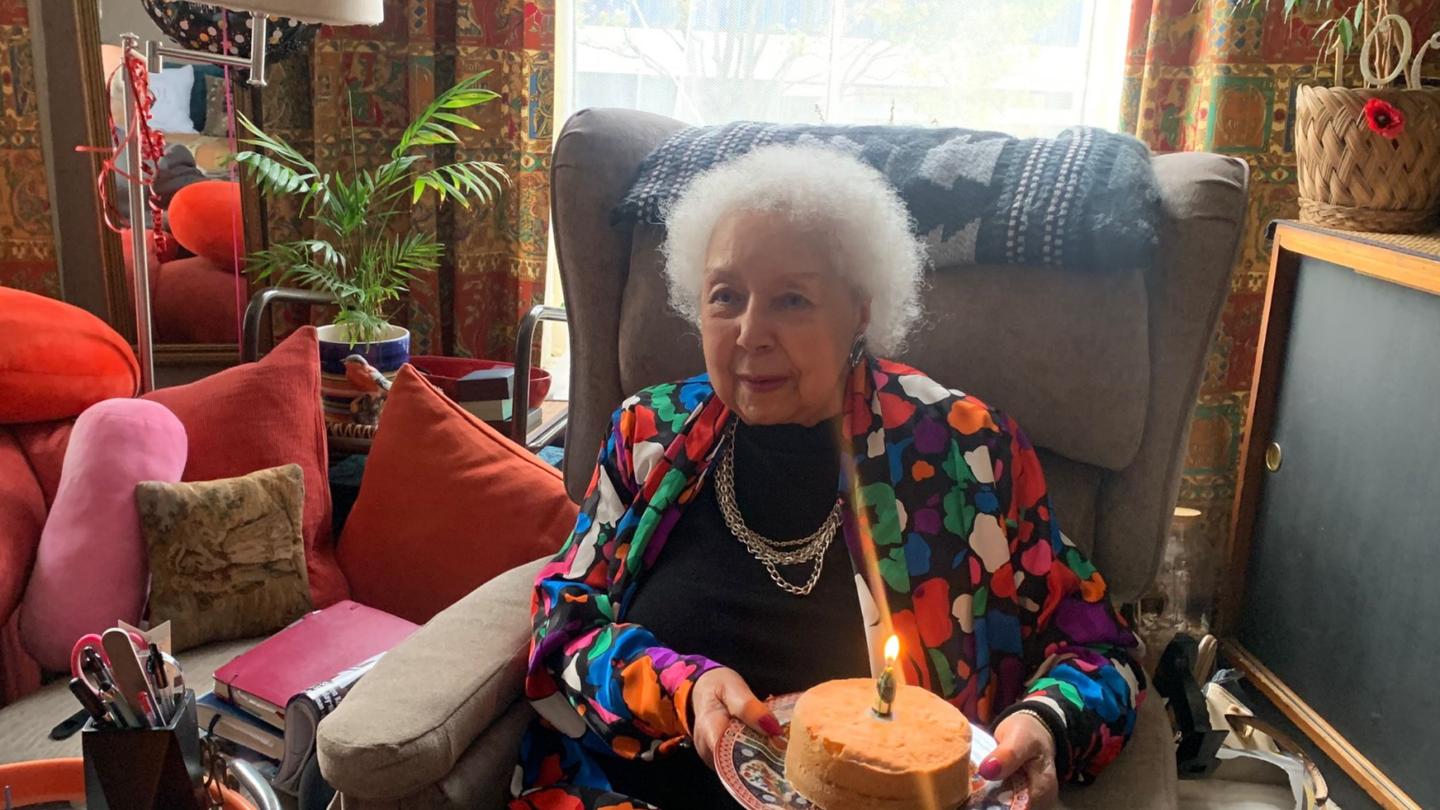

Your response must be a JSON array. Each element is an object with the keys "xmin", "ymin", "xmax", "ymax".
[{"xmin": 241, "ymin": 70, "xmax": 508, "ymax": 344}]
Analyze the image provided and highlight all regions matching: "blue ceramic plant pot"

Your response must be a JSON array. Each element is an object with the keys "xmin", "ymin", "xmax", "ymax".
[{"xmin": 316, "ymin": 324, "xmax": 409, "ymax": 426}]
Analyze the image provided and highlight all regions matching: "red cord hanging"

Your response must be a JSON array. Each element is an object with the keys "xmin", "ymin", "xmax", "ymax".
[
  {"xmin": 124, "ymin": 48, "xmax": 169, "ymax": 256},
  {"xmin": 78, "ymin": 47, "xmax": 169, "ymax": 257}
]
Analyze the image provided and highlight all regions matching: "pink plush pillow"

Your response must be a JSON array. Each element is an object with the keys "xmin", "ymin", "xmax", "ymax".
[{"xmin": 18, "ymin": 399, "xmax": 187, "ymax": 672}]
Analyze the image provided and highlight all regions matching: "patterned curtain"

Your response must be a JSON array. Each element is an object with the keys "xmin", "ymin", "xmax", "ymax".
[
  {"xmin": 1121, "ymin": 0, "xmax": 1440, "ymax": 577},
  {"xmin": 0, "ymin": 0, "xmax": 59, "ymax": 298},
  {"xmin": 261, "ymin": 0, "xmax": 554, "ymax": 359}
]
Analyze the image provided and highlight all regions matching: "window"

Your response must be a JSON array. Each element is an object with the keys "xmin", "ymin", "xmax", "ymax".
[
  {"xmin": 544, "ymin": 0, "xmax": 1133, "ymax": 388},
  {"xmin": 560, "ymin": 0, "xmax": 1133, "ymax": 137}
]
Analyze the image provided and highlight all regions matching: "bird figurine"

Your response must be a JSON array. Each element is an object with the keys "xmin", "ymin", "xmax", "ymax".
[
  {"xmin": 343, "ymin": 354, "xmax": 391, "ymax": 426},
  {"xmin": 343, "ymin": 354, "xmax": 392, "ymax": 394}
]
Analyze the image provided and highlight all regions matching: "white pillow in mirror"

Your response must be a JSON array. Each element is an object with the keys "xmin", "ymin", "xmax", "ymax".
[{"xmin": 148, "ymin": 65, "xmax": 198, "ymax": 134}]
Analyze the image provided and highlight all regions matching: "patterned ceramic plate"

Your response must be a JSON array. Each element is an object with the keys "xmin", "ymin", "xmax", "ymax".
[{"xmin": 717, "ymin": 693, "xmax": 1030, "ymax": 810}]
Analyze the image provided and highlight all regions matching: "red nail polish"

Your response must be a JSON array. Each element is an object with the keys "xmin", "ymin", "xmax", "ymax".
[
  {"xmin": 978, "ymin": 757, "xmax": 1003, "ymax": 781},
  {"xmin": 760, "ymin": 715, "xmax": 783, "ymax": 737}
]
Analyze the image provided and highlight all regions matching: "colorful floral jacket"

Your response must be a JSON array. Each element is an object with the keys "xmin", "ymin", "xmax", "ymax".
[{"xmin": 519, "ymin": 357, "xmax": 1144, "ymax": 800}]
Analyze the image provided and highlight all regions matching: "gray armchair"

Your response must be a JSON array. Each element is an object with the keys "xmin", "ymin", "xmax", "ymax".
[{"xmin": 316, "ymin": 109, "xmax": 1249, "ymax": 810}]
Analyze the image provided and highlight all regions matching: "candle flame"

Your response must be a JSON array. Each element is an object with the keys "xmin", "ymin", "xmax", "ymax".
[{"xmin": 884, "ymin": 634, "xmax": 899, "ymax": 662}]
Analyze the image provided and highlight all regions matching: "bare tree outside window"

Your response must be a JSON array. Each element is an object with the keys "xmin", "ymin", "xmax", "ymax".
[{"xmin": 568, "ymin": 0, "xmax": 1133, "ymax": 136}]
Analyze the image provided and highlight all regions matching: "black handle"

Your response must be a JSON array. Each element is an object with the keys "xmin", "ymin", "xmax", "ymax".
[
  {"xmin": 51, "ymin": 706, "xmax": 92, "ymax": 741},
  {"xmin": 1153, "ymin": 633, "xmax": 1229, "ymax": 779}
]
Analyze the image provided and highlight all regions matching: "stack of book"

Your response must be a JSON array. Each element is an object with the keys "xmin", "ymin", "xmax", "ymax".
[
  {"xmin": 454, "ymin": 367, "xmax": 543, "ymax": 433},
  {"xmin": 196, "ymin": 600, "xmax": 418, "ymax": 795}
]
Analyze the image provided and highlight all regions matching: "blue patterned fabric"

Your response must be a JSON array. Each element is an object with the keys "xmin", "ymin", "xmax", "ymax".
[
  {"xmin": 612, "ymin": 121, "xmax": 1161, "ymax": 273},
  {"xmin": 537, "ymin": 445, "xmax": 565, "ymax": 469}
]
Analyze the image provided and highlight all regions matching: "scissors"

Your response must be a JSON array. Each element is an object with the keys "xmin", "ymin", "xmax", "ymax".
[
  {"xmin": 71, "ymin": 630, "xmax": 149, "ymax": 728},
  {"xmin": 70, "ymin": 630, "xmax": 146, "ymax": 682}
]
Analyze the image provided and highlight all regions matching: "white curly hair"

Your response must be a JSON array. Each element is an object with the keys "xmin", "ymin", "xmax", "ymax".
[{"xmin": 660, "ymin": 144, "xmax": 926, "ymax": 357}]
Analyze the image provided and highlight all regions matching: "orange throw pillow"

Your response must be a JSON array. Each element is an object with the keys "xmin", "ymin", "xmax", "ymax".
[
  {"xmin": 0, "ymin": 288, "xmax": 139, "ymax": 424},
  {"xmin": 168, "ymin": 180, "xmax": 243, "ymax": 271},
  {"xmin": 337, "ymin": 365, "xmax": 577, "ymax": 624},
  {"xmin": 143, "ymin": 326, "xmax": 349, "ymax": 609}
]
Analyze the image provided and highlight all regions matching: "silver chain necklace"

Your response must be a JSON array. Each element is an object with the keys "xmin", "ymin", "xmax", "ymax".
[{"xmin": 714, "ymin": 418, "xmax": 843, "ymax": 596}]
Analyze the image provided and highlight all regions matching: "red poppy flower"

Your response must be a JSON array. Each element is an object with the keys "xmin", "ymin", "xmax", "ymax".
[{"xmin": 1363, "ymin": 98, "xmax": 1405, "ymax": 140}]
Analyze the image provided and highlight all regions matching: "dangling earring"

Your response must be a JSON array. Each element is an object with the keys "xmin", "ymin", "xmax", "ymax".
[{"xmin": 847, "ymin": 334, "xmax": 868, "ymax": 367}]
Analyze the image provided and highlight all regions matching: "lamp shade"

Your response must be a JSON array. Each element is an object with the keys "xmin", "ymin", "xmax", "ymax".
[
  {"xmin": 141, "ymin": 1, "xmax": 320, "ymax": 64},
  {"xmin": 229, "ymin": 0, "xmax": 384, "ymax": 26}
]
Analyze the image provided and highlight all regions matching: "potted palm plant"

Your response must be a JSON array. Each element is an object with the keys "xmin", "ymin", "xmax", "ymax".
[
  {"xmin": 1253, "ymin": 0, "xmax": 1440, "ymax": 232},
  {"xmin": 237, "ymin": 71, "xmax": 508, "ymax": 423}
]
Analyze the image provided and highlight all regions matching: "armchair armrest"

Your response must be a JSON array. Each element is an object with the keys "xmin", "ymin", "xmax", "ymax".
[
  {"xmin": 512, "ymin": 305, "xmax": 568, "ymax": 450},
  {"xmin": 242, "ymin": 288, "xmax": 331, "ymax": 363},
  {"xmin": 317, "ymin": 558, "xmax": 545, "ymax": 801}
]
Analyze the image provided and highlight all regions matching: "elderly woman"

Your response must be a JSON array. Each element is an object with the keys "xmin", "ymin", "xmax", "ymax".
[{"xmin": 511, "ymin": 145, "xmax": 1144, "ymax": 810}]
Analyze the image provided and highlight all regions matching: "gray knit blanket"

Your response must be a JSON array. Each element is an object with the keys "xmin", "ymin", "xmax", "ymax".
[{"xmin": 612, "ymin": 122, "xmax": 1161, "ymax": 273}]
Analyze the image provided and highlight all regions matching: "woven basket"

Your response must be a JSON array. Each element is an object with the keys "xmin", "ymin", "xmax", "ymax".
[{"xmin": 1294, "ymin": 85, "xmax": 1440, "ymax": 233}]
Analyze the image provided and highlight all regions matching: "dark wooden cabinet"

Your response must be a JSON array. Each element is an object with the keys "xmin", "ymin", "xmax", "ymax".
[{"xmin": 1223, "ymin": 222, "xmax": 1440, "ymax": 810}]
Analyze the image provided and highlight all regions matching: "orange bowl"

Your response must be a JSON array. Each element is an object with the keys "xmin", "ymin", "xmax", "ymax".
[
  {"xmin": 0, "ymin": 758, "xmax": 256, "ymax": 809},
  {"xmin": 408, "ymin": 356, "xmax": 551, "ymax": 405}
]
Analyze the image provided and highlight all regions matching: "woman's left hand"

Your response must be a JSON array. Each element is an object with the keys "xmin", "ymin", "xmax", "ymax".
[{"xmin": 979, "ymin": 712, "xmax": 1060, "ymax": 808}]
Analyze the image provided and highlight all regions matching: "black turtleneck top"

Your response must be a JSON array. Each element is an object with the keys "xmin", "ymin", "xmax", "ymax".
[{"xmin": 598, "ymin": 417, "xmax": 871, "ymax": 808}]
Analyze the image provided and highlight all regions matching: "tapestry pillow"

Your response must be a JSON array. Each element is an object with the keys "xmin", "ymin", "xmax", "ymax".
[
  {"xmin": 202, "ymin": 75, "xmax": 229, "ymax": 137},
  {"xmin": 143, "ymin": 326, "xmax": 349, "ymax": 608},
  {"xmin": 138, "ymin": 463, "xmax": 312, "ymax": 653},
  {"xmin": 0, "ymin": 287, "xmax": 140, "ymax": 424},
  {"xmin": 19, "ymin": 399, "xmax": 187, "ymax": 672},
  {"xmin": 336, "ymin": 365, "xmax": 577, "ymax": 624}
]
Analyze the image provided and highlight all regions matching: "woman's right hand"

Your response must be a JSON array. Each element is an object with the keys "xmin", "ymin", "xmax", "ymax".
[{"xmin": 690, "ymin": 668, "xmax": 783, "ymax": 769}]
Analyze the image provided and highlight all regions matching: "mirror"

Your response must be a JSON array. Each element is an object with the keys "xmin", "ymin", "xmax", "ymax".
[
  {"xmin": 39, "ymin": 0, "xmax": 282, "ymax": 382},
  {"xmin": 40, "ymin": 0, "xmax": 536, "ymax": 384},
  {"xmin": 99, "ymin": 0, "xmax": 258, "ymax": 370}
]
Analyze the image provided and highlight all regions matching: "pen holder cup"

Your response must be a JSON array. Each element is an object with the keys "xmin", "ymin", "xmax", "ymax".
[{"xmin": 82, "ymin": 688, "xmax": 208, "ymax": 810}]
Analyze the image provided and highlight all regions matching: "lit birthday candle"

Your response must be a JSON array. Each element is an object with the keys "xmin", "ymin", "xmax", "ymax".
[{"xmin": 874, "ymin": 634, "xmax": 899, "ymax": 718}]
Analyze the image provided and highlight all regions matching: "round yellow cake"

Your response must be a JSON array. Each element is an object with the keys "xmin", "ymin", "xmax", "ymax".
[{"xmin": 784, "ymin": 678, "xmax": 972, "ymax": 810}]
